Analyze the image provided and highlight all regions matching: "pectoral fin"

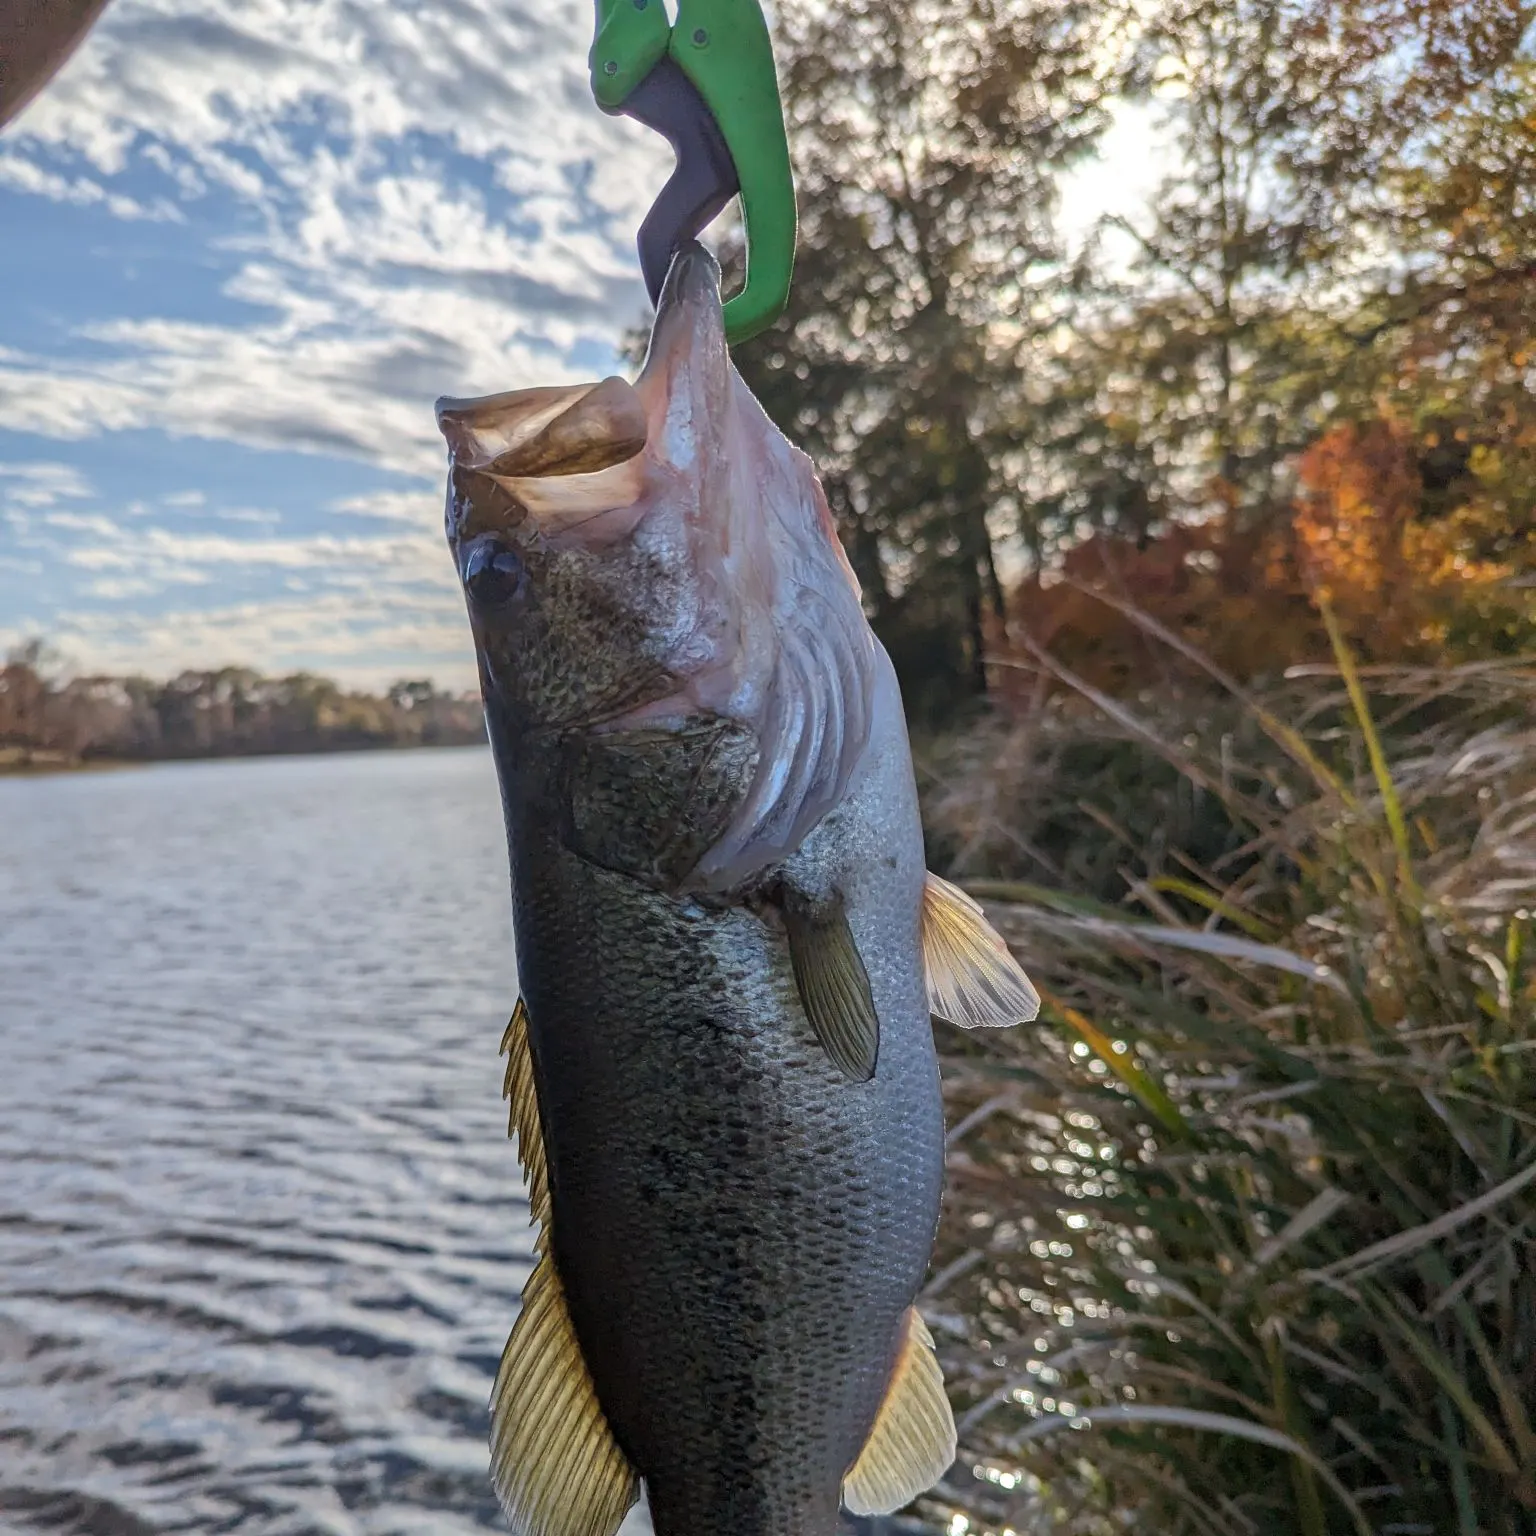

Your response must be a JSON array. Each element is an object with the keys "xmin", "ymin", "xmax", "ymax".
[
  {"xmin": 843, "ymin": 1307, "xmax": 957, "ymax": 1516},
  {"xmin": 922, "ymin": 873, "xmax": 1041, "ymax": 1028},
  {"xmin": 784, "ymin": 896, "xmax": 879, "ymax": 1081},
  {"xmin": 492, "ymin": 1001, "xmax": 640, "ymax": 1536}
]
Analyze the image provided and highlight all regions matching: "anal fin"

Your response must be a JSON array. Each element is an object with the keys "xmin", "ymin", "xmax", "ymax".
[
  {"xmin": 922, "ymin": 872, "xmax": 1041, "ymax": 1028},
  {"xmin": 783, "ymin": 894, "xmax": 880, "ymax": 1081},
  {"xmin": 493, "ymin": 1000, "xmax": 640, "ymax": 1536},
  {"xmin": 843, "ymin": 1307, "xmax": 957, "ymax": 1516}
]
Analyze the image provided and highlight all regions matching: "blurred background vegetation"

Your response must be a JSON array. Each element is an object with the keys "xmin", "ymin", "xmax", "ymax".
[
  {"xmin": 0, "ymin": 638, "xmax": 482, "ymax": 769},
  {"xmin": 5, "ymin": 0, "xmax": 1532, "ymax": 1528},
  {"xmin": 732, "ymin": 0, "xmax": 1535, "ymax": 726}
]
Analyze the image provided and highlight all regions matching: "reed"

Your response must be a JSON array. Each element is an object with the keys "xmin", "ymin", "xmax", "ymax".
[{"xmin": 919, "ymin": 623, "xmax": 1536, "ymax": 1535}]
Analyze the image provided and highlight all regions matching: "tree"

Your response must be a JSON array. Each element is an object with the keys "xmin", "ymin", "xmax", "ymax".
[
  {"xmin": 0, "ymin": 641, "xmax": 56, "ymax": 753},
  {"xmin": 728, "ymin": 0, "xmax": 1118, "ymax": 722},
  {"xmin": 1027, "ymin": 0, "xmax": 1528, "ymax": 533},
  {"xmin": 635, "ymin": 0, "xmax": 1533, "ymax": 703},
  {"xmin": 1001, "ymin": 0, "xmax": 1534, "ymax": 675}
]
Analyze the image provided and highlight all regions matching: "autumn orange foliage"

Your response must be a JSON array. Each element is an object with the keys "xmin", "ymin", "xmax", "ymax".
[
  {"xmin": 999, "ymin": 519, "xmax": 1319, "ymax": 700},
  {"xmin": 1292, "ymin": 418, "xmax": 1522, "ymax": 658},
  {"xmin": 999, "ymin": 416, "xmax": 1534, "ymax": 697}
]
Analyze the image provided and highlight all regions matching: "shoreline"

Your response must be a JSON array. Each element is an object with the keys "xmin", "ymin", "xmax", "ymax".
[
  {"xmin": 0, "ymin": 754, "xmax": 141, "ymax": 778},
  {"xmin": 0, "ymin": 740, "xmax": 488, "ymax": 778}
]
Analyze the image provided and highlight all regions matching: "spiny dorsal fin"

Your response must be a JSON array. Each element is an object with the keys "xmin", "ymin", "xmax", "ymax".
[
  {"xmin": 783, "ymin": 895, "xmax": 879, "ymax": 1081},
  {"xmin": 492, "ymin": 999, "xmax": 640, "ymax": 1536},
  {"xmin": 843, "ymin": 1307, "xmax": 957, "ymax": 1516},
  {"xmin": 922, "ymin": 873, "xmax": 1041, "ymax": 1029},
  {"xmin": 502, "ymin": 999, "xmax": 550, "ymax": 1236}
]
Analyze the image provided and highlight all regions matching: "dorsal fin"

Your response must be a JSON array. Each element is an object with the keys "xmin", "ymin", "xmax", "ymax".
[
  {"xmin": 492, "ymin": 1001, "xmax": 640, "ymax": 1536},
  {"xmin": 922, "ymin": 873, "xmax": 1041, "ymax": 1028},
  {"xmin": 843, "ymin": 1307, "xmax": 957, "ymax": 1516},
  {"xmin": 502, "ymin": 999, "xmax": 550, "ymax": 1234}
]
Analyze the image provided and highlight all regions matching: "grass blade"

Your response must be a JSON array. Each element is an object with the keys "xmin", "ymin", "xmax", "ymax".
[
  {"xmin": 1307, "ymin": 1154, "xmax": 1536, "ymax": 1281},
  {"xmin": 1009, "ymin": 1405, "xmax": 1375, "ymax": 1536},
  {"xmin": 1318, "ymin": 594, "xmax": 1422, "ymax": 903},
  {"xmin": 1037, "ymin": 985, "xmax": 1191, "ymax": 1139}
]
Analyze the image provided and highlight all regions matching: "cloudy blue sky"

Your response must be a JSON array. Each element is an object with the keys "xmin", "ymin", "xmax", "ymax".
[{"xmin": 0, "ymin": 0, "xmax": 1158, "ymax": 691}]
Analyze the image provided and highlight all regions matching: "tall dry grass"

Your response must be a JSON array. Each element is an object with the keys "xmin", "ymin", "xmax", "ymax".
[{"xmin": 918, "ymin": 613, "xmax": 1536, "ymax": 1535}]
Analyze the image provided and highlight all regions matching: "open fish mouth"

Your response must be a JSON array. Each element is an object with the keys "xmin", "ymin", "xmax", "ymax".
[{"xmin": 434, "ymin": 243, "xmax": 727, "ymax": 549}]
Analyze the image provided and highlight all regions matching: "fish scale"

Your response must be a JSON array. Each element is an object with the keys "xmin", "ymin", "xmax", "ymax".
[{"xmin": 499, "ymin": 671, "xmax": 945, "ymax": 1536}]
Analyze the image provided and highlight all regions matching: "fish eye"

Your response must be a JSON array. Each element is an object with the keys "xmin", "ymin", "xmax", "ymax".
[{"xmin": 463, "ymin": 539, "xmax": 526, "ymax": 609}]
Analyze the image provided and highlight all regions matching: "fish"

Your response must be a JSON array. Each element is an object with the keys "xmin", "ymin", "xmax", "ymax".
[{"xmin": 435, "ymin": 243, "xmax": 1039, "ymax": 1536}]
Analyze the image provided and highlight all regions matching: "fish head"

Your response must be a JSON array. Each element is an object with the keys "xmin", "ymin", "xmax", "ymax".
[
  {"xmin": 435, "ymin": 373, "xmax": 658, "ymax": 739},
  {"xmin": 437, "ymin": 245, "xmax": 876, "ymax": 890}
]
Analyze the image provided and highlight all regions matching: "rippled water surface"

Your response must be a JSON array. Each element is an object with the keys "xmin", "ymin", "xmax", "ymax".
[{"xmin": 0, "ymin": 749, "xmax": 653, "ymax": 1536}]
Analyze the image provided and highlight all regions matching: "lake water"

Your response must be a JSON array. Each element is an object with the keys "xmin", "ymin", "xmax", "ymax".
[{"xmin": 0, "ymin": 748, "xmax": 659, "ymax": 1536}]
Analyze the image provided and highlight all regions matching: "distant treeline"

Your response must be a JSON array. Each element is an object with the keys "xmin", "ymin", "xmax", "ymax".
[{"xmin": 0, "ymin": 641, "xmax": 485, "ymax": 769}]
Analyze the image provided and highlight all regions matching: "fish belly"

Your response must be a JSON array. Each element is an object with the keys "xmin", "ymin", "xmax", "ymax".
[{"xmin": 509, "ymin": 815, "xmax": 944, "ymax": 1536}]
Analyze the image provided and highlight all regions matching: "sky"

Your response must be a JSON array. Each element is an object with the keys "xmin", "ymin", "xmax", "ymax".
[{"xmin": 0, "ymin": 0, "xmax": 1164, "ymax": 692}]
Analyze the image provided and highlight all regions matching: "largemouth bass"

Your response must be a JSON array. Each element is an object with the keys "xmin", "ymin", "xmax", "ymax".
[{"xmin": 436, "ymin": 244, "xmax": 1038, "ymax": 1536}]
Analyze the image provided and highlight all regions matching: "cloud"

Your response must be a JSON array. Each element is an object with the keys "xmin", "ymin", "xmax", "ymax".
[
  {"xmin": 42, "ymin": 588, "xmax": 478, "ymax": 691},
  {"xmin": 85, "ymin": 523, "xmax": 444, "ymax": 572},
  {"xmin": 38, "ymin": 512, "xmax": 453, "ymax": 619},
  {"xmin": 44, "ymin": 510, "xmax": 122, "ymax": 536},
  {"xmin": 0, "ymin": 0, "xmax": 677, "ymax": 707},
  {"xmin": 209, "ymin": 507, "xmax": 282, "ymax": 524},
  {"xmin": 4, "ymin": 501, "xmax": 472, "ymax": 686},
  {"xmin": 0, "ymin": 151, "xmax": 182, "ymax": 220},
  {"xmin": 0, "ymin": 0, "xmax": 679, "ymax": 684},
  {"xmin": 1, "ymin": 0, "xmax": 667, "ymax": 471},
  {"xmin": 0, "ymin": 460, "xmax": 95, "ymax": 509},
  {"xmin": 329, "ymin": 488, "xmax": 444, "ymax": 525}
]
